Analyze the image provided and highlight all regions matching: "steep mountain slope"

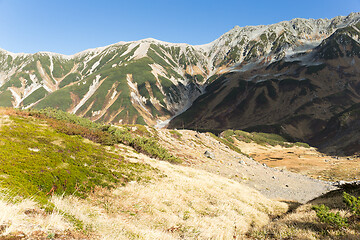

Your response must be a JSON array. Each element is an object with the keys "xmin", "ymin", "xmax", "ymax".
[
  {"xmin": 0, "ymin": 40, "xmax": 211, "ymax": 125},
  {"xmin": 170, "ymin": 17, "xmax": 360, "ymax": 155},
  {"xmin": 0, "ymin": 13, "xmax": 359, "ymax": 127}
]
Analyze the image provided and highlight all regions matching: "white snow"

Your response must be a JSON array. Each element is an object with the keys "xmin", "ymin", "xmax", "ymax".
[
  {"xmin": 9, "ymin": 88, "xmax": 21, "ymax": 107},
  {"xmin": 88, "ymin": 56, "xmax": 103, "ymax": 75},
  {"xmin": 130, "ymin": 92, "xmax": 149, "ymax": 114},
  {"xmin": 110, "ymin": 90, "xmax": 117, "ymax": 100},
  {"xmin": 154, "ymin": 118, "xmax": 171, "ymax": 129},
  {"xmin": 132, "ymin": 42, "xmax": 150, "ymax": 60},
  {"xmin": 92, "ymin": 110, "xmax": 101, "ymax": 117},
  {"xmin": 72, "ymin": 75, "xmax": 102, "ymax": 114},
  {"xmin": 49, "ymin": 55, "xmax": 54, "ymax": 75},
  {"xmin": 0, "ymin": 67, "xmax": 18, "ymax": 87},
  {"xmin": 127, "ymin": 74, "xmax": 150, "ymax": 114},
  {"xmin": 29, "ymin": 73, "xmax": 36, "ymax": 82},
  {"xmin": 23, "ymin": 83, "xmax": 42, "ymax": 99},
  {"xmin": 150, "ymin": 63, "xmax": 167, "ymax": 78},
  {"xmin": 119, "ymin": 42, "xmax": 138, "ymax": 58},
  {"xmin": 42, "ymin": 84, "xmax": 53, "ymax": 93},
  {"xmin": 0, "ymin": 48, "xmax": 30, "ymax": 59},
  {"xmin": 127, "ymin": 74, "xmax": 138, "ymax": 92}
]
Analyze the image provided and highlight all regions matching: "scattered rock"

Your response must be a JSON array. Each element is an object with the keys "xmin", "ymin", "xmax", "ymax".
[
  {"xmin": 7, "ymin": 231, "xmax": 26, "ymax": 239},
  {"xmin": 333, "ymin": 180, "xmax": 360, "ymax": 186},
  {"xmin": 262, "ymin": 163, "xmax": 267, "ymax": 167},
  {"xmin": 272, "ymin": 176, "xmax": 276, "ymax": 179},
  {"xmin": 239, "ymin": 160, "xmax": 246, "ymax": 165},
  {"xmin": 204, "ymin": 151, "xmax": 215, "ymax": 159},
  {"xmin": 0, "ymin": 224, "xmax": 8, "ymax": 234},
  {"xmin": 28, "ymin": 147, "xmax": 40, "ymax": 152}
]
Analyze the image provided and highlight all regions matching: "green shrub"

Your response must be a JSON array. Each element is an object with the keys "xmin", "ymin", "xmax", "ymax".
[
  {"xmin": 27, "ymin": 108, "xmax": 181, "ymax": 164},
  {"xmin": 169, "ymin": 130, "xmax": 182, "ymax": 139},
  {"xmin": 228, "ymin": 129, "xmax": 310, "ymax": 148},
  {"xmin": 343, "ymin": 192, "xmax": 360, "ymax": 216},
  {"xmin": 210, "ymin": 133, "xmax": 248, "ymax": 157},
  {"xmin": 312, "ymin": 204, "xmax": 348, "ymax": 229},
  {"xmin": 313, "ymin": 192, "xmax": 360, "ymax": 232}
]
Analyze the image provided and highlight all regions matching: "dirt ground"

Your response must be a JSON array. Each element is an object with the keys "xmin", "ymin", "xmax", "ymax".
[
  {"xmin": 235, "ymin": 140, "xmax": 360, "ymax": 182},
  {"xmin": 156, "ymin": 129, "xmax": 337, "ymax": 203}
]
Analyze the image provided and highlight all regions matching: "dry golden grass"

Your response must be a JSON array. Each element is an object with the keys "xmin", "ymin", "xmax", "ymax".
[
  {"xmin": 247, "ymin": 187, "xmax": 360, "ymax": 239},
  {"xmin": 248, "ymin": 204, "xmax": 359, "ymax": 240},
  {"xmin": 50, "ymin": 153, "xmax": 288, "ymax": 239},
  {"xmin": 0, "ymin": 192, "xmax": 70, "ymax": 236}
]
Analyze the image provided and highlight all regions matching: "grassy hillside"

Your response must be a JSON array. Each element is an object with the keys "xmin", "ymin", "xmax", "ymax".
[
  {"xmin": 0, "ymin": 107, "xmax": 290, "ymax": 239},
  {"xmin": 0, "ymin": 108, "xmax": 157, "ymax": 205}
]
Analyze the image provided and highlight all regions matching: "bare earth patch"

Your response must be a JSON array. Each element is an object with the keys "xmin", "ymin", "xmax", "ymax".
[
  {"xmin": 236, "ymin": 141, "xmax": 360, "ymax": 181},
  {"xmin": 156, "ymin": 129, "xmax": 336, "ymax": 203}
]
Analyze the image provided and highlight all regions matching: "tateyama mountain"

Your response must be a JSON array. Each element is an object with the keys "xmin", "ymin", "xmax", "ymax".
[{"xmin": 1, "ymin": 12, "xmax": 360, "ymax": 154}]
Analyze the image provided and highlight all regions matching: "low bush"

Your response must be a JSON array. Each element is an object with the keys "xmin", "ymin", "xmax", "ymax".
[
  {"xmin": 27, "ymin": 108, "xmax": 181, "ymax": 164},
  {"xmin": 312, "ymin": 204, "xmax": 348, "ymax": 229},
  {"xmin": 343, "ymin": 192, "xmax": 360, "ymax": 216},
  {"xmin": 312, "ymin": 192, "xmax": 360, "ymax": 233},
  {"xmin": 222, "ymin": 129, "xmax": 310, "ymax": 148}
]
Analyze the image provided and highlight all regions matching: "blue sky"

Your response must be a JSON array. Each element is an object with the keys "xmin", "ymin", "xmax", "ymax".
[{"xmin": 0, "ymin": 0, "xmax": 359, "ymax": 55}]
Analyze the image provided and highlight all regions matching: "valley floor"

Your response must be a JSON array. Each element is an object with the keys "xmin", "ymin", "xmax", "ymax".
[
  {"xmin": 236, "ymin": 141, "xmax": 360, "ymax": 182},
  {"xmin": 156, "ymin": 129, "xmax": 337, "ymax": 203}
]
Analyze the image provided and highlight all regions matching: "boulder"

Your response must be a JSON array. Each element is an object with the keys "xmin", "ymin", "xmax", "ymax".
[{"xmin": 204, "ymin": 150, "xmax": 215, "ymax": 159}]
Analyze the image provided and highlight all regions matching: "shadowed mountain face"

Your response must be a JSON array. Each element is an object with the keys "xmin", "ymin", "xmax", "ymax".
[{"xmin": 169, "ymin": 19, "xmax": 360, "ymax": 155}]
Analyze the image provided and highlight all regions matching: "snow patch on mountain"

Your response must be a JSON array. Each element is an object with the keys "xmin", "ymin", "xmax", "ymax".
[
  {"xmin": 132, "ymin": 42, "xmax": 150, "ymax": 60},
  {"xmin": 120, "ymin": 42, "xmax": 138, "ymax": 58},
  {"xmin": 9, "ymin": 88, "xmax": 21, "ymax": 107},
  {"xmin": 127, "ymin": 74, "xmax": 150, "ymax": 114},
  {"xmin": 111, "ymin": 90, "xmax": 117, "ymax": 100},
  {"xmin": 72, "ymin": 75, "xmax": 103, "ymax": 114}
]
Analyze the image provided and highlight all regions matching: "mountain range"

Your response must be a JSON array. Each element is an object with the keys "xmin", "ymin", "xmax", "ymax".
[{"xmin": 1, "ymin": 12, "xmax": 360, "ymax": 154}]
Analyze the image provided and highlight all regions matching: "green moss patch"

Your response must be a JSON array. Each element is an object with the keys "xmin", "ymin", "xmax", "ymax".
[
  {"xmin": 222, "ymin": 129, "xmax": 309, "ymax": 148},
  {"xmin": 31, "ymin": 108, "xmax": 182, "ymax": 164},
  {"xmin": 0, "ymin": 113, "xmax": 155, "ymax": 205}
]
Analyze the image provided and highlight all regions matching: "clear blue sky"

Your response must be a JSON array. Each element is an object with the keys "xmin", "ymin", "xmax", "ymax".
[{"xmin": 0, "ymin": 0, "xmax": 359, "ymax": 55}]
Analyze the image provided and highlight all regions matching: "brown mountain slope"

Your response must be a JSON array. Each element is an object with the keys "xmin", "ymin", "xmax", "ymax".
[{"xmin": 169, "ymin": 26, "xmax": 360, "ymax": 155}]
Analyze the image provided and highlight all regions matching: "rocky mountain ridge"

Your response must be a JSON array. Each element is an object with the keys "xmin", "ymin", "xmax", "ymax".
[
  {"xmin": 169, "ymin": 13, "xmax": 360, "ymax": 155},
  {"xmin": 0, "ymin": 13, "xmax": 359, "ymax": 128}
]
